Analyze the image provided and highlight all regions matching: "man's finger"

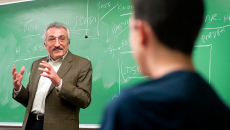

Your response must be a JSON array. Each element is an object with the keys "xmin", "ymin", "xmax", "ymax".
[
  {"xmin": 42, "ymin": 61, "xmax": 48, "ymax": 64},
  {"xmin": 12, "ymin": 70, "xmax": 15, "ymax": 78},
  {"xmin": 12, "ymin": 65, "xmax": 17, "ymax": 75},
  {"xmin": 13, "ymin": 78, "xmax": 18, "ymax": 84},
  {"xmin": 40, "ymin": 73, "xmax": 50, "ymax": 78},
  {"xmin": 20, "ymin": 66, "xmax": 25, "ymax": 75},
  {"xmin": 40, "ymin": 62, "xmax": 53, "ymax": 70},
  {"xmin": 39, "ymin": 63, "xmax": 50, "ymax": 69},
  {"xmin": 38, "ymin": 68, "xmax": 50, "ymax": 73},
  {"xmin": 13, "ymin": 72, "xmax": 17, "ymax": 80},
  {"xmin": 12, "ymin": 65, "xmax": 14, "ymax": 75}
]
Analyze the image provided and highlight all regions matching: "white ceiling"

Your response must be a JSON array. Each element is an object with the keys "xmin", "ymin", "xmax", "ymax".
[{"xmin": 0, "ymin": 0, "xmax": 33, "ymax": 5}]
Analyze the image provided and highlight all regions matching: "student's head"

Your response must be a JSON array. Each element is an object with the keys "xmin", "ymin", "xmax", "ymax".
[{"xmin": 130, "ymin": 0, "xmax": 204, "ymax": 76}]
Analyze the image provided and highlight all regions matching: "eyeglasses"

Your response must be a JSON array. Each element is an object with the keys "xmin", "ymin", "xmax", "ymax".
[{"xmin": 47, "ymin": 36, "xmax": 67, "ymax": 43}]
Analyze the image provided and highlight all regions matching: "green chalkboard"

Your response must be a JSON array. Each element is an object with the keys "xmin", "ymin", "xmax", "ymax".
[{"xmin": 0, "ymin": 0, "xmax": 229, "ymax": 125}]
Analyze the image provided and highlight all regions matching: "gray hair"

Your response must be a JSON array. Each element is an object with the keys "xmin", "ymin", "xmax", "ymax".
[{"xmin": 43, "ymin": 22, "xmax": 71, "ymax": 44}]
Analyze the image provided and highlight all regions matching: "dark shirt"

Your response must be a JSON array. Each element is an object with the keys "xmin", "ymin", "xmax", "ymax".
[{"xmin": 100, "ymin": 71, "xmax": 230, "ymax": 130}]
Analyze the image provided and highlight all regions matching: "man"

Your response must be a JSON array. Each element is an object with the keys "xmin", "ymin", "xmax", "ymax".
[
  {"xmin": 100, "ymin": 0, "xmax": 230, "ymax": 129},
  {"xmin": 12, "ymin": 22, "xmax": 92, "ymax": 130}
]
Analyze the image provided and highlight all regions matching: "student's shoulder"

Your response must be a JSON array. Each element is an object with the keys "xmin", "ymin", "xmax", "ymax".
[
  {"xmin": 162, "ymin": 70, "xmax": 210, "ymax": 91},
  {"xmin": 108, "ymin": 71, "xmax": 209, "ymax": 109},
  {"xmin": 122, "ymin": 80, "xmax": 156, "ymax": 97},
  {"xmin": 115, "ymin": 71, "xmax": 209, "ymax": 104},
  {"xmin": 110, "ymin": 81, "xmax": 155, "ymax": 107}
]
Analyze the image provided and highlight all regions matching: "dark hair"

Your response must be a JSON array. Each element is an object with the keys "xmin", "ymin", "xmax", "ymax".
[{"xmin": 132, "ymin": 0, "xmax": 204, "ymax": 55}]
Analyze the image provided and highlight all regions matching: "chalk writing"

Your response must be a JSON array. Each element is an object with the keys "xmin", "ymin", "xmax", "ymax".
[
  {"xmin": 86, "ymin": 0, "xmax": 89, "ymax": 35},
  {"xmin": 117, "ymin": 3, "xmax": 133, "ymax": 11},
  {"xmin": 120, "ymin": 51, "xmax": 133, "ymax": 54},
  {"xmin": 104, "ymin": 45, "xmax": 121, "ymax": 58},
  {"xmin": 121, "ymin": 39, "xmax": 131, "ymax": 47},
  {"xmin": 114, "ymin": 26, "xmax": 129, "ymax": 38},
  {"xmin": 120, "ymin": 13, "xmax": 133, "ymax": 16},
  {"xmin": 16, "ymin": 46, "xmax": 20, "ymax": 54},
  {"xmin": 201, "ymin": 27, "xmax": 225, "ymax": 43},
  {"xmin": 224, "ymin": 14, "xmax": 230, "ymax": 22},
  {"xmin": 112, "ymin": 18, "xmax": 131, "ymax": 35},
  {"xmin": 97, "ymin": 2, "xmax": 111, "ymax": 10},
  {"xmin": 21, "ymin": 19, "xmax": 39, "ymax": 32},
  {"xmin": 14, "ymin": 55, "xmax": 47, "ymax": 63},
  {"xmin": 27, "ymin": 43, "xmax": 46, "ymax": 52},
  {"xmin": 205, "ymin": 13, "xmax": 230, "ymax": 23},
  {"xmin": 205, "ymin": 13, "xmax": 221, "ymax": 23},
  {"xmin": 73, "ymin": 15, "xmax": 97, "ymax": 28},
  {"xmin": 121, "ymin": 61, "xmax": 145, "ymax": 83},
  {"xmin": 193, "ymin": 45, "xmax": 212, "ymax": 83},
  {"xmin": 100, "ymin": 4, "xmax": 118, "ymax": 20},
  {"xmin": 25, "ymin": 13, "xmax": 34, "ymax": 20},
  {"xmin": 124, "ymin": 66, "xmax": 140, "ymax": 75}
]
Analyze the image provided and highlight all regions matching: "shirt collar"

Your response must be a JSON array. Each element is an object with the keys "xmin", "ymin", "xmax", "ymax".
[{"xmin": 47, "ymin": 50, "xmax": 68, "ymax": 63}]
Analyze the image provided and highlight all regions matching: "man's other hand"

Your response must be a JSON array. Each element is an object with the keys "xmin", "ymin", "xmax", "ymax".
[
  {"xmin": 38, "ymin": 61, "xmax": 61, "ymax": 86},
  {"xmin": 12, "ymin": 65, "xmax": 25, "ymax": 91}
]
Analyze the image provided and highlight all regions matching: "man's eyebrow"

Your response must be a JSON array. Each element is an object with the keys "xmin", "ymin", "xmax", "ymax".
[
  {"xmin": 48, "ymin": 35, "xmax": 66, "ymax": 38},
  {"xmin": 48, "ymin": 35, "xmax": 55, "ymax": 38},
  {"xmin": 59, "ymin": 35, "xmax": 66, "ymax": 37}
]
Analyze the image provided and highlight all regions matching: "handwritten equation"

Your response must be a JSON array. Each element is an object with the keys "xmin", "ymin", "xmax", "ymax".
[{"xmin": 205, "ymin": 13, "xmax": 230, "ymax": 23}]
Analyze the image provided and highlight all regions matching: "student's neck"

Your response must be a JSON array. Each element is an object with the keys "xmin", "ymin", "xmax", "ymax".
[{"xmin": 147, "ymin": 49, "xmax": 195, "ymax": 79}]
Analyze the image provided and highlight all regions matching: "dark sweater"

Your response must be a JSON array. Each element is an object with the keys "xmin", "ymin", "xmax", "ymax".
[{"xmin": 100, "ymin": 71, "xmax": 230, "ymax": 130}]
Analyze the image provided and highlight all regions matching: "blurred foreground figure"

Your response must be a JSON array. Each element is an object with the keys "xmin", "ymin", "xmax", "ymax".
[{"xmin": 100, "ymin": 0, "xmax": 230, "ymax": 129}]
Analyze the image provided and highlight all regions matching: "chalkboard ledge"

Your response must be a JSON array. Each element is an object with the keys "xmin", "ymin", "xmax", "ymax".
[
  {"xmin": 0, "ymin": 123, "xmax": 21, "ymax": 127},
  {"xmin": 0, "ymin": 123, "xmax": 101, "ymax": 128}
]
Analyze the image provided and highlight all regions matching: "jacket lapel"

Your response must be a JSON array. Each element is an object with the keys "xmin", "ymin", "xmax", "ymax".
[{"xmin": 47, "ymin": 51, "xmax": 73, "ymax": 96}]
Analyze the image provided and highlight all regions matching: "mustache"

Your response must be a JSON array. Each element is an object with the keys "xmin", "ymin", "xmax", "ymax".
[{"xmin": 52, "ymin": 46, "xmax": 64, "ymax": 51}]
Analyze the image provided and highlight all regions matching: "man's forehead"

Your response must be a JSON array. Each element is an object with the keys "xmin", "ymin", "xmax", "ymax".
[{"xmin": 46, "ymin": 27, "xmax": 67, "ymax": 36}]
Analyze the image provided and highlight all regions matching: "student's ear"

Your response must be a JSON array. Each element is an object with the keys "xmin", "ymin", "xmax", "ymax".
[{"xmin": 135, "ymin": 20, "xmax": 147, "ymax": 47}]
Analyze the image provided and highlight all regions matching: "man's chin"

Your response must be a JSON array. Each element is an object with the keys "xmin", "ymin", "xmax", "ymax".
[
  {"xmin": 52, "ymin": 53, "xmax": 64, "ymax": 59},
  {"xmin": 54, "ymin": 54, "xmax": 63, "ymax": 57}
]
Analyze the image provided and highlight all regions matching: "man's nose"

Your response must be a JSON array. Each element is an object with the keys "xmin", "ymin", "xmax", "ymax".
[{"xmin": 54, "ymin": 38, "xmax": 60, "ymax": 47}]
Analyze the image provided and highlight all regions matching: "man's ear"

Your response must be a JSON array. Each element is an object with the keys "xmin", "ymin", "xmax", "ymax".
[
  {"xmin": 44, "ymin": 42, "xmax": 48, "ymax": 50},
  {"xmin": 135, "ymin": 20, "xmax": 147, "ymax": 46}
]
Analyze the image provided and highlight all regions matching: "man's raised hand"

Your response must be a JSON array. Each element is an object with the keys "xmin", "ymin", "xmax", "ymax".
[
  {"xmin": 38, "ymin": 61, "xmax": 61, "ymax": 86},
  {"xmin": 12, "ymin": 65, "xmax": 25, "ymax": 91}
]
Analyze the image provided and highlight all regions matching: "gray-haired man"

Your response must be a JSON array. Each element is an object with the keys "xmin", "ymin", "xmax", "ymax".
[{"xmin": 12, "ymin": 22, "xmax": 92, "ymax": 130}]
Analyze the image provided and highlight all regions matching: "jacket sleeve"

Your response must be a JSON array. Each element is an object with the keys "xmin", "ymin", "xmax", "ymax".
[
  {"xmin": 12, "ymin": 62, "xmax": 34, "ymax": 107},
  {"xmin": 58, "ymin": 60, "xmax": 92, "ymax": 108}
]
